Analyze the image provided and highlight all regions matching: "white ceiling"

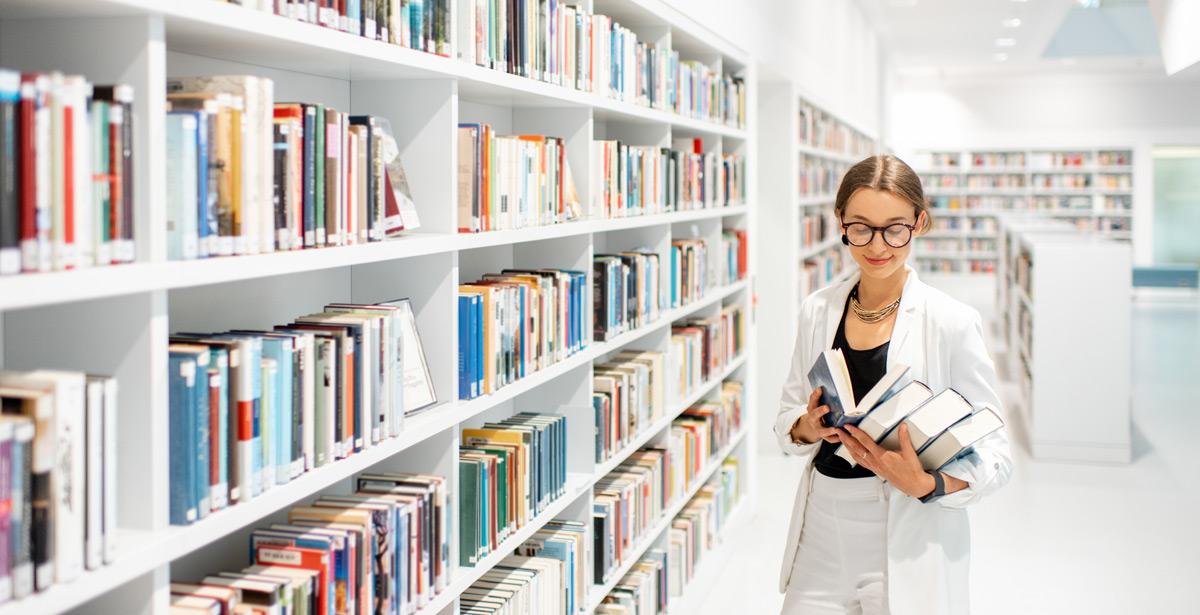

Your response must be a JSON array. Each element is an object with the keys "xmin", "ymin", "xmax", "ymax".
[{"xmin": 857, "ymin": 0, "xmax": 1165, "ymax": 76}]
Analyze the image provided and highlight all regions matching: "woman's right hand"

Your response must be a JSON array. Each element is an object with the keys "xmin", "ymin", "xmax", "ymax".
[{"xmin": 790, "ymin": 387, "xmax": 841, "ymax": 445}]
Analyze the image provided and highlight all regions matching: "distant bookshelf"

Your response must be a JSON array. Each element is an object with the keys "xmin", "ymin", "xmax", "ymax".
[{"xmin": 910, "ymin": 147, "xmax": 1136, "ymax": 274}]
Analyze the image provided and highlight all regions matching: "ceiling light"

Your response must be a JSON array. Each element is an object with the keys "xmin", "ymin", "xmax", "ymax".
[
  {"xmin": 994, "ymin": 53, "xmax": 1009, "ymax": 62},
  {"xmin": 1002, "ymin": 18, "xmax": 1022, "ymax": 28},
  {"xmin": 995, "ymin": 37, "xmax": 1017, "ymax": 47}
]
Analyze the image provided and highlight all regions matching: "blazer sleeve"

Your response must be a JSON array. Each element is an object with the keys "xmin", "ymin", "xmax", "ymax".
[
  {"xmin": 774, "ymin": 300, "xmax": 821, "ymax": 457},
  {"xmin": 936, "ymin": 309, "xmax": 1014, "ymax": 508}
]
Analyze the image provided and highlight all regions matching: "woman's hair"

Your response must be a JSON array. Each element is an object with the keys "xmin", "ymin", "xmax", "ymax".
[{"xmin": 834, "ymin": 154, "xmax": 933, "ymax": 234}]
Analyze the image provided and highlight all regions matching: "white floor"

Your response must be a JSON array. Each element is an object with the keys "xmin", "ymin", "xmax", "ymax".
[{"xmin": 693, "ymin": 283, "xmax": 1200, "ymax": 614}]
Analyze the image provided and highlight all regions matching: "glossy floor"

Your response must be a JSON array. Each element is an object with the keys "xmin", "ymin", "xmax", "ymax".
[{"xmin": 697, "ymin": 287, "xmax": 1200, "ymax": 614}]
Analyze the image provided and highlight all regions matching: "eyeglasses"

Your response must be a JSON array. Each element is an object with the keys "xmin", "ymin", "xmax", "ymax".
[{"xmin": 841, "ymin": 222, "xmax": 917, "ymax": 248}]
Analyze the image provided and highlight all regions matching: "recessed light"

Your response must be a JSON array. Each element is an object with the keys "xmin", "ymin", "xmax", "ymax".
[
  {"xmin": 994, "ymin": 53, "xmax": 1009, "ymax": 62},
  {"xmin": 1002, "ymin": 18, "xmax": 1022, "ymax": 28},
  {"xmin": 995, "ymin": 37, "xmax": 1017, "ymax": 47}
]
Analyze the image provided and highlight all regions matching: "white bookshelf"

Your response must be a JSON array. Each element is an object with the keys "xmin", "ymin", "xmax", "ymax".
[
  {"xmin": 995, "ymin": 214, "xmax": 1131, "ymax": 463},
  {"xmin": 909, "ymin": 147, "xmax": 1136, "ymax": 275},
  {"xmin": 0, "ymin": 1, "xmax": 757, "ymax": 613}
]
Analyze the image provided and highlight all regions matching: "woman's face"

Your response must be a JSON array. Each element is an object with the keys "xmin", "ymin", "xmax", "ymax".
[{"xmin": 839, "ymin": 188, "xmax": 926, "ymax": 282}]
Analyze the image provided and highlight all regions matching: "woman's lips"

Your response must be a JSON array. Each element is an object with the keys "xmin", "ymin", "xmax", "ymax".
[{"xmin": 865, "ymin": 256, "xmax": 892, "ymax": 266}]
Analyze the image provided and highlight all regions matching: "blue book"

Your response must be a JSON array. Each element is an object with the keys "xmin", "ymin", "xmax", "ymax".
[
  {"xmin": 470, "ymin": 294, "xmax": 482, "ymax": 398},
  {"xmin": 807, "ymin": 349, "xmax": 911, "ymax": 428},
  {"xmin": 258, "ymin": 336, "xmax": 293, "ymax": 485},
  {"xmin": 167, "ymin": 351, "xmax": 197, "ymax": 525},
  {"xmin": 457, "ymin": 294, "xmax": 469, "ymax": 400},
  {"xmin": 190, "ymin": 353, "xmax": 210, "ymax": 519},
  {"xmin": 195, "ymin": 110, "xmax": 216, "ymax": 258},
  {"xmin": 517, "ymin": 285, "xmax": 527, "ymax": 378}
]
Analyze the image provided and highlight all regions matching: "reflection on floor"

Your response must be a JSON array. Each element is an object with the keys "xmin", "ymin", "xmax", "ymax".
[{"xmin": 696, "ymin": 281, "xmax": 1200, "ymax": 614}]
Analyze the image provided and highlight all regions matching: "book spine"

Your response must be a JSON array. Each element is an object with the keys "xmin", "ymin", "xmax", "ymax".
[
  {"xmin": 84, "ymin": 379, "xmax": 103, "ymax": 570},
  {"xmin": 0, "ymin": 425, "xmax": 12, "ymax": 602},
  {"xmin": 90, "ymin": 100, "xmax": 111, "ymax": 265},
  {"xmin": 208, "ymin": 369, "xmax": 222, "ymax": 510},
  {"xmin": 272, "ymin": 123, "xmax": 289, "ymax": 250},
  {"xmin": 54, "ymin": 374, "xmax": 85, "ymax": 584},
  {"xmin": 192, "ymin": 357, "xmax": 211, "ymax": 519},
  {"xmin": 101, "ymin": 378, "xmax": 118, "ymax": 564},
  {"xmin": 11, "ymin": 423, "xmax": 33, "ymax": 598},
  {"xmin": 0, "ymin": 70, "xmax": 18, "ymax": 274},
  {"xmin": 169, "ymin": 355, "xmax": 198, "ymax": 525}
]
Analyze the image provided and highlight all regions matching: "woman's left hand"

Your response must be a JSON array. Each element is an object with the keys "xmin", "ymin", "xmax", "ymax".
[{"xmin": 838, "ymin": 423, "xmax": 935, "ymax": 499}]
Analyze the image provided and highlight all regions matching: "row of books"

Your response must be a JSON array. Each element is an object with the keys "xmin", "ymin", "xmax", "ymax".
[
  {"xmin": 591, "ymin": 138, "xmax": 745, "ymax": 219},
  {"xmin": 226, "ymin": 0, "xmax": 451, "ymax": 56},
  {"xmin": 0, "ymin": 371, "xmax": 118, "ymax": 603},
  {"xmin": 459, "ymin": 553, "xmax": 568, "ymax": 615},
  {"xmin": 1103, "ymin": 194, "xmax": 1133, "ymax": 210},
  {"xmin": 167, "ymin": 298, "xmax": 438, "ymax": 526},
  {"xmin": 969, "ymin": 151, "xmax": 1025, "ymax": 168},
  {"xmin": 166, "ymin": 75, "xmax": 420, "ymax": 260},
  {"xmin": 456, "ymin": 123, "xmax": 583, "ymax": 234},
  {"xmin": 669, "ymin": 238, "xmax": 711, "ymax": 309},
  {"xmin": 800, "ymin": 211, "xmax": 835, "ymax": 249},
  {"xmin": 0, "ymin": 69, "xmax": 134, "ymax": 276},
  {"xmin": 717, "ymin": 230, "xmax": 748, "ymax": 287},
  {"xmin": 457, "ymin": 269, "xmax": 588, "ymax": 401},
  {"xmin": 965, "ymin": 175, "xmax": 1026, "ymax": 189},
  {"xmin": 669, "ymin": 306, "xmax": 745, "ymax": 401},
  {"xmin": 592, "ymin": 447, "xmax": 672, "ymax": 585},
  {"xmin": 511, "ymin": 519, "xmax": 589, "ymax": 613},
  {"xmin": 798, "ymin": 102, "xmax": 875, "ymax": 159},
  {"xmin": 593, "ymin": 352, "xmax": 666, "ymax": 465},
  {"xmin": 1031, "ymin": 173, "xmax": 1091, "ymax": 189},
  {"xmin": 799, "ymin": 155, "xmax": 848, "ymax": 198},
  {"xmin": 666, "ymin": 383, "xmax": 743, "ymax": 498},
  {"xmin": 1096, "ymin": 173, "xmax": 1132, "ymax": 190},
  {"xmin": 170, "ymin": 471, "xmax": 449, "ymax": 615},
  {"xmin": 596, "ymin": 456, "xmax": 740, "ymax": 614},
  {"xmin": 593, "ymin": 251, "xmax": 663, "ymax": 342},
  {"xmin": 460, "ymin": 3, "xmax": 746, "ymax": 128},
  {"xmin": 459, "ymin": 413, "xmax": 569, "ymax": 565},
  {"xmin": 800, "ymin": 247, "xmax": 846, "ymax": 301}
]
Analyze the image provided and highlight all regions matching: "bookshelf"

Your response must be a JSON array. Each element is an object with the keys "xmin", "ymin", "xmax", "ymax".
[
  {"xmin": 995, "ymin": 214, "xmax": 1131, "ymax": 463},
  {"xmin": 0, "ymin": 0, "xmax": 757, "ymax": 613},
  {"xmin": 910, "ymin": 148, "xmax": 1136, "ymax": 274}
]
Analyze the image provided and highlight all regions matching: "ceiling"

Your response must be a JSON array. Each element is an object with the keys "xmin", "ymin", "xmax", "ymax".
[{"xmin": 857, "ymin": 0, "xmax": 1165, "ymax": 77}]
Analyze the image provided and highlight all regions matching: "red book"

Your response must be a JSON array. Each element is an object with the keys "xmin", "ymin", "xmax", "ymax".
[
  {"xmin": 208, "ymin": 370, "xmax": 220, "ymax": 512},
  {"xmin": 254, "ymin": 544, "xmax": 329, "ymax": 615},
  {"xmin": 62, "ymin": 100, "xmax": 75, "ymax": 270},
  {"xmin": 17, "ymin": 75, "xmax": 40, "ymax": 272}
]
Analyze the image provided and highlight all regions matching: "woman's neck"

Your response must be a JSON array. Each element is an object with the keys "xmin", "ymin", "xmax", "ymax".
[{"xmin": 857, "ymin": 266, "xmax": 908, "ymax": 308}]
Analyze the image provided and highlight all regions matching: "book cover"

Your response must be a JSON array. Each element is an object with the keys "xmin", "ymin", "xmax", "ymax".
[{"xmin": 167, "ymin": 352, "xmax": 198, "ymax": 526}]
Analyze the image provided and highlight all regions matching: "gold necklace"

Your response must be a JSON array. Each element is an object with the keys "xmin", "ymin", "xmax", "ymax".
[{"xmin": 850, "ymin": 285, "xmax": 901, "ymax": 323}]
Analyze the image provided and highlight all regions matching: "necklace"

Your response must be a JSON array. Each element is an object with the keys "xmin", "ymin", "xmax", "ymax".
[{"xmin": 850, "ymin": 284, "xmax": 901, "ymax": 323}]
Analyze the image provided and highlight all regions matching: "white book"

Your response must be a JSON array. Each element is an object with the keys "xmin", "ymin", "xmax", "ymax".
[
  {"xmin": 918, "ymin": 407, "xmax": 1005, "ymax": 472},
  {"xmin": 49, "ymin": 73, "xmax": 67, "ymax": 271},
  {"xmin": 836, "ymin": 380, "xmax": 933, "ymax": 466},
  {"xmin": 83, "ymin": 377, "xmax": 104, "ymax": 570},
  {"xmin": 30, "ymin": 75, "xmax": 51, "ymax": 272},
  {"xmin": 294, "ymin": 333, "xmax": 315, "ymax": 472},
  {"xmin": 880, "ymin": 388, "xmax": 973, "ymax": 454},
  {"xmin": 101, "ymin": 377, "xmax": 118, "ymax": 564}
]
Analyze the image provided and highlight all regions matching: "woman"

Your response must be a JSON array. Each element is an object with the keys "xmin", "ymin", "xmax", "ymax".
[{"xmin": 775, "ymin": 155, "xmax": 1012, "ymax": 614}]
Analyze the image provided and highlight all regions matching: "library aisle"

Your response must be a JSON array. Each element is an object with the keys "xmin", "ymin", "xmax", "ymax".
[{"xmin": 1, "ymin": 1, "xmax": 1198, "ymax": 614}]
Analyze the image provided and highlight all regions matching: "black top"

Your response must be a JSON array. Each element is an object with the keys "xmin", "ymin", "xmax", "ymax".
[{"xmin": 814, "ymin": 290, "xmax": 889, "ymax": 479}]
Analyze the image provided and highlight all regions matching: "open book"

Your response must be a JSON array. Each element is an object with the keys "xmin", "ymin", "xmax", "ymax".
[{"xmin": 806, "ymin": 349, "xmax": 911, "ymax": 428}]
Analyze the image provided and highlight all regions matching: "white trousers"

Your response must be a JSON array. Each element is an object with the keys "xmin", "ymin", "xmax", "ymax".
[{"xmin": 780, "ymin": 472, "xmax": 889, "ymax": 615}]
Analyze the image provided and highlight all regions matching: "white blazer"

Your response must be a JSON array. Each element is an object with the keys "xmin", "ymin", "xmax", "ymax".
[{"xmin": 774, "ymin": 266, "xmax": 1013, "ymax": 614}]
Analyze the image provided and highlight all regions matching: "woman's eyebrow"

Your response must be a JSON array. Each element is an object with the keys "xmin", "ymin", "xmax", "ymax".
[{"xmin": 846, "ymin": 214, "xmax": 910, "ymax": 223}]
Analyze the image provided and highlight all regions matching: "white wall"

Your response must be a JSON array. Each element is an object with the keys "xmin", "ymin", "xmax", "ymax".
[
  {"xmin": 886, "ymin": 69, "xmax": 1200, "ymax": 265},
  {"xmin": 662, "ymin": 0, "xmax": 883, "ymax": 137},
  {"xmin": 1149, "ymin": 0, "xmax": 1200, "ymax": 75}
]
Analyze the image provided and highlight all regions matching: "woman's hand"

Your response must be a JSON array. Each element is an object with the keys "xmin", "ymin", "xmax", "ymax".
[
  {"xmin": 789, "ymin": 388, "xmax": 842, "ymax": 445},
  {"xmin": 838, "ymin": 423, "xmax": 936, "ymax": 499}
]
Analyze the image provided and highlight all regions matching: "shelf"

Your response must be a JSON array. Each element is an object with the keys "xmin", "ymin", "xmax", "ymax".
[
  {"xmin": 797, "ymin": 194, "xmax": 837, "ymax": 207},
  {"xmin": 963, "ymin": 189, "xmax": 1029, "ymax": 196},
  {"xmin": 796, "ymin": 143, "xmax": 865, "ymax": 164},
  {"xmin": 418, "ymin": 474, "xmax": 594, "ymax": 615},
  {"xmin": 1030, "ymin": 189, "xmax": 1093, "ymax": 196},
  {"xmin": 662, "ymin": 500, "xmax": 750, "ymax": 614},
  {"xmin": 585, "ymin": 429, "xmax": 748, "ymax": 613},
  {"xmin": 964, "ymin": 167, "xmax": 1028, "ymax": 174},
  {"xmin": 798, "ymin": 236, "xmax": 842, "ymax": 260},
  {"xmin": 0, "ymin": 208, "xmax": 750, "ymax": 312}
]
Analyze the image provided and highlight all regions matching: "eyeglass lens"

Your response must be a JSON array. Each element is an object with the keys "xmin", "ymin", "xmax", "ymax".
[{"xmin": 845, "ymin": 223, "xmax": 912, "ymax": 248}]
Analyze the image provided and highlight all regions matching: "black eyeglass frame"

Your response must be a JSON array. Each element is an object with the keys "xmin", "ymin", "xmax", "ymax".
[{"xmin": 840, "ymin": 222, "xmax": 918, "ymax": 248}]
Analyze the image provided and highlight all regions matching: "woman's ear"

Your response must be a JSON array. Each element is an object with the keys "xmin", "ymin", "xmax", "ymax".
[{"xmin": 915, "ymin": 209, "xmax": 928, "ymax": 236}]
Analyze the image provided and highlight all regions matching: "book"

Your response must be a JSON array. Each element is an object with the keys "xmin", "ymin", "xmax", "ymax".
[
  {"xmin": 880, "ymin": 388, "xmax": 975, "ymax": 454},
  {"xmin": 0, "ymin": 69, "xmax": 18, "ymax": 275},
  {"xmin": 222, "ymin": 0, "xmax": 450, "ymax": 55},
  {"xmin": 835, "ymin": 380, "xmax": 933, "ymax": 467},
  {"xmin": 917, "ymin": 407, "xmax": 1005, "ymax": 471},
  {"xmin": 807, "ymin": 351, "xmax": 912, "ymax": 428}
]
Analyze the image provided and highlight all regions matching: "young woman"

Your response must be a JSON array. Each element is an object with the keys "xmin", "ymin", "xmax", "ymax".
[{"xmin": 774, "ymin": 155, "xmax": 1012, "ymax": 615}]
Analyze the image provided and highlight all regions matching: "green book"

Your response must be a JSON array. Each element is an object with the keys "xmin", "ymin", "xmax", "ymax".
[
  {"xmin": 458, "ymin": 458, "xmax": 481, "ymax": 565},
  {"xmin": 463, "ymin": 446, "xmax": 509, "ymax": 534}
]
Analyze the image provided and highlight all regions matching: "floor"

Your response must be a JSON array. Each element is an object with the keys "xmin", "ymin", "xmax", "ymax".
[{"xmin": 695, "ymin": 282, "xmax": 1200, "ymax": 614}]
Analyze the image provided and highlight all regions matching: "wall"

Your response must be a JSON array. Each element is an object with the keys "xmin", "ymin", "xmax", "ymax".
[
  {"xmin": 1149, "ymin": 0, "xmax": 1200, "ymax": 76},
  {"xmin": 661, "ymin": 0, "xmax": 883, "ymax": 137},
  {"xmin": 886, "ymin": 69, "xmax": 1200, "ymax": 264}
]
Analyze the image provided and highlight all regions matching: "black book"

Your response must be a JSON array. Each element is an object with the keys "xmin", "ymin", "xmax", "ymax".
[
  {"xmin": 300, "ymin": 104, "xmax": 316, "ymax": 248},
  {"xmin": 0, "ymin": 69, "xmax": 17, "ymax": 275},
  {"xmin": 592, "ymin": 260, "xmax": 608, "ymax": 341},
  {"xmin": 271, "ymin": 123, "xmax": 288, "ymax": 246}
]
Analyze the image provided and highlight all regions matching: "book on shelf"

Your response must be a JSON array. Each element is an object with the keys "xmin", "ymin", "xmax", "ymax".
[
  {"xmin": 457, "ymin": 269, "xmax": 587, "ymax": 400},
  {"xmin": 516, "ymin": 519, "xmax": 590, "ymax": 613},
  {"xmin": 599, "ymin": 550, "xmax": 668, "ymax": 615},
  {"xmin": 224, "ymin": 0, "xmax": 451, "ymax": 57},
  {"xmin": 173, "ymin": 470, "xmax": 448, "ymax": 615},
  {"xmin": 666, "ymin": 458, "xmax": 741, "ymax": 600},
  {"xmin": 719, "ymin": 229, "xmax": 748, "ymax": 286},
  {"xmin": 670, "ymin": 305, "xmax": 745, "ymax": 397},
  {"xmin": 456, "ymin": 122, "xmax": 582, "ymax": 233},
  {"xmin": 807, "ymin": 352, "xmax": 911, "ymax": 428},
  {"xmin": 593, "ymin": 447, "xmax": 671, "ymax": 584},
  {"xmin": 669, "ymin": 239, "xmax": 709, "ymax": 308},
  {"xmin": 166, "ymin": 75, "xmax": 419, "ymax": 259},
  {"xmin": 0, "ymin": 69, "xmax": 134, "ymax": 276},
  {"xmin": 593, "ymin": 351, "xmax": 667, "ymax": 464},
  {"xmin": 593, "ymin": 251, "xmax": 663, "ymax": 342},
  {"xmin": 167, "ymin": 300, "xmax": 435, "ymax": 525},
  {"xmin": 591, "ymin": 138, "xmax": 744, "ymax": 219},
  {"xmin": 0, "ymin": 370, "xmax": 118, "ymax": 600},
  {"xmin": 461, "ymin": 554, "xmax": 569, "ymax": 615},
  {"xmin": 459, "ymin": 413, "xmax": 568, "ymax": 565}
]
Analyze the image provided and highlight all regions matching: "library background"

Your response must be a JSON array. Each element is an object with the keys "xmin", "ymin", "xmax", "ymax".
[{"xmin": 0, "ymin": 0, "xmax": 1193, "ymax": 613}]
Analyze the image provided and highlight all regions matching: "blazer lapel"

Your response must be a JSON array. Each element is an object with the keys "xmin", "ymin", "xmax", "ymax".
[
  {"xmin": 887, "ymin": 265, "xmax": 925, "ymax": 372},
  {"xmin": 820, "ymin": 272, "xmax": 860, "ymax": 355}
]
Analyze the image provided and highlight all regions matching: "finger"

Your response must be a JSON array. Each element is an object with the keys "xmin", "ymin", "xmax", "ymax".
[
  {"xmin": 837, "ymin": 429, "xmax": 864, "ymax": 456},
  {"xmin": 807, "ymin": 387, "xmax": 822, "ymax": 410},
  {"xmin": 844, "ymin": 424, "xmax": 884, "ymax": 455},
  {"xmin": 807, "ymin": 404, "xmax": 830, "ymax": 419},
  {"xmin": 822, "ymin": 434, "xmax": 841, "ymax": 444},
  {"xmin": 897, "ymin": 423, "xmax": 919, "ymax": 458}
]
